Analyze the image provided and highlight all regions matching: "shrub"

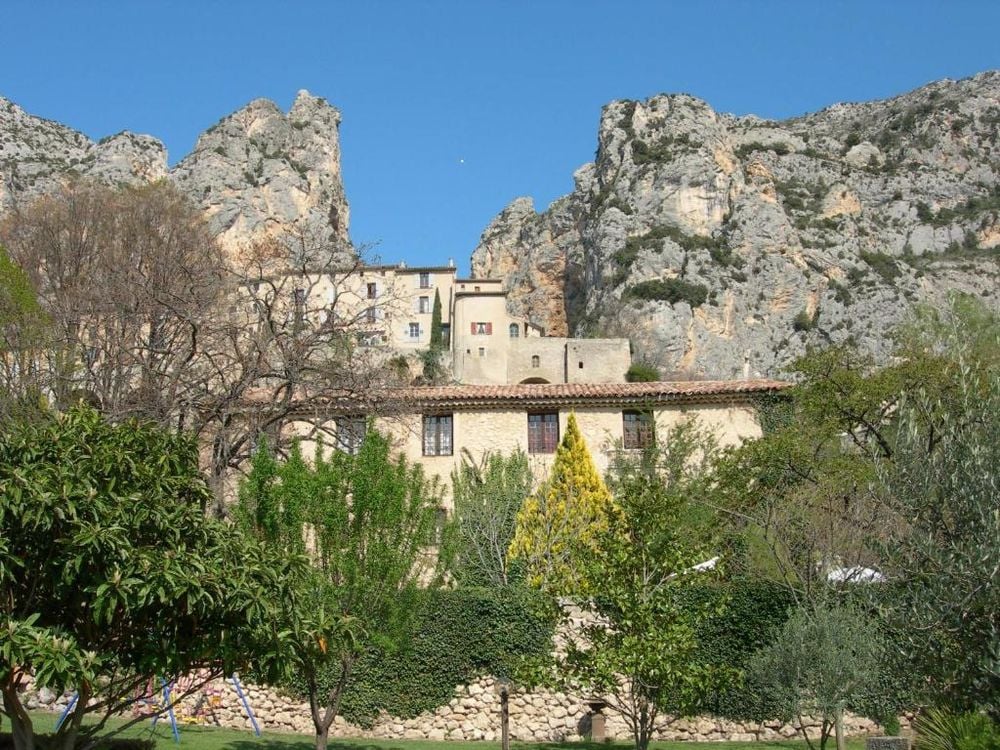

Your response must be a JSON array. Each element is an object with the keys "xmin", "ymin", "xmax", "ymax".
[
  {"xmin": 793, "ymin": 309, "xmax": 816, "ymax": 332},
  {"xmin": 735, "ymin": 141, "xmax": 791, "ymax": 159},
  {"xmin": 915, "ymin": 709, "xmax": 1000, "ymax": 750},
  {"xmin": 626, "ymin": 362, "xmax": 660, "ymax": 382},
  {"xmin": 626, "ymin": 278, "xmax": 709, "ymax": 307},
  {"xmin": 860, "ymin": 250, "xmax": 902, "ymax": 283}
]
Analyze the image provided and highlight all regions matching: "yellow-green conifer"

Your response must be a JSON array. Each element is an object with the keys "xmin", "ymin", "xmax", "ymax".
[{"xmin": 508, "ymin": 412, "xmax": 620, "ymax": 595}]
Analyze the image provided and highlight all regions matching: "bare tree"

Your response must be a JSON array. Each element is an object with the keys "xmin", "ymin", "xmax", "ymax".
[{"xmin": 0, "ymin": 182, "xmax": 405, "ymax": 512}]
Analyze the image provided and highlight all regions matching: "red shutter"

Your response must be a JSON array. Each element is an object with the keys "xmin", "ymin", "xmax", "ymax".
[
  {"xmin": 471, "ymin": 322, "xmax": 477, "ymax": 335},
  {"xmin": 485, "ymin": 322, "xmax": 493, "ymax": 335}
]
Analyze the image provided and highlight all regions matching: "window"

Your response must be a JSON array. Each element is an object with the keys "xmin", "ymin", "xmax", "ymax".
[
  {"xmin": 419, "ymin": 295, "xmax": 430, "ymax": 314},
  {"xmin": 472, "ymin": 322, "xmax": 492, "ymax": 335},
  {"xmin": 578, "ymin": 361, "xmax": 584, "ymax": 369},
  {"xmin": 419, "ymin": 272, "xmax": 431, "ymax": 288},
  {"xmin": 335, "ymin": 416, "xmax": 366, "ymax": 455},
  {"xmin": 509, "ymin": 323, "xmax": 520, "ymax": 338},
  {"xmin": 365, "ymin": 306, "xmax": 377, "ymax": 323},
  {"xmin": 422, "ymin": 414, "xmax": 453, "ymax": 456},
  {"xmin": 408, "ymin": 322, "xmax": 420, "ymax": 339},
  {"xmin": 623, "ymin": 411, "xmax": 655, "ymax": 450},
  {"xmin": 527, "ymin": 412, "xmax": 559, "ymax": 454},
  {"xmin": 367, "ymin": 282, "xmax": 377, "ymax": 299},
  {"xmin": 531, "ymin": 355, "xmax": 540, "ymax": 368},
  {"xmin": 478, "ymin": 347, "xmax": 485, "ymax": 357}
]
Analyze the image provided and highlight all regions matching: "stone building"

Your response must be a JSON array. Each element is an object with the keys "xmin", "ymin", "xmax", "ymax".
[
  {"xmin": 296, "ymin": 261, "xmax": 632, "ymax": 386},
  {"xmin": 297, "ymin": 378, "xmax": 787, "ymax": 506}
]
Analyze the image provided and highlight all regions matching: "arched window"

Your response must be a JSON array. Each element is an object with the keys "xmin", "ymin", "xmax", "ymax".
[
  {"xmin": 509, "ymin": 323, "xmax": 520, "ymax": 338},
  {"xmin": 531, "ymin": 355, "xmax": 540, "ymax": 368}
]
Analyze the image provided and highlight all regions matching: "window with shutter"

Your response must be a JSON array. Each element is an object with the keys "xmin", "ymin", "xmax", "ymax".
[
  {"xmin": 527, "ymin": 412, "xmax": 559, "ymax": 454},
  {"xmin": 623, "ymin": 411, "xmax": 655, "ymax": 449}
]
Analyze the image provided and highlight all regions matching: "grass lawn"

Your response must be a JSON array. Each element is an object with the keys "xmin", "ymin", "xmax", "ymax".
[{"xmin": 20, "ymin": 712, "xmax": 870, "ymax": 750}]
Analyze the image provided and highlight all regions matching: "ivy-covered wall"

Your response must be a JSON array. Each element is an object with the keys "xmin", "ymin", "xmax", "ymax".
[{"xmin": 304, "ymin": 586, "xmax": 556, "ymax": 725}]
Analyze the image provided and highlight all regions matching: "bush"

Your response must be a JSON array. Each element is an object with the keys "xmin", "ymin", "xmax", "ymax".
[
  {"xmin": 793, "ymin": 309, "xmax": 816, "ymax": 332},
  {"xmin": 305, "ymin": 587, "xmax": 555, "ymax": 725},
  {"xmin": 915, "ymin": 709, "xmax": 1000, "ymax": 750},
  {"xmin": 860, "ymin": 251, "xmax": 902, "ymax": 283},
  {"xmin": 626, "ymin": 362, "xmax": 660, "ymax": 382},
  {"xmin": 736, "ymin": 141, "xmax": 791, "ymax": 159},
  {"xmin": 626, "ymin": 278, "xmax": 709, "ymax": 307}
]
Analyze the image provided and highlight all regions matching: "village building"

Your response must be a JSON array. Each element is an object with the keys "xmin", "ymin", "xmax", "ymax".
[{"xmin": 276, "ymin": 261, "xmax": 787, "ymax": 503}]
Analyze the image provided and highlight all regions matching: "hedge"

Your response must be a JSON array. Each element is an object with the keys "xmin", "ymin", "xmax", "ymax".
[{"xmin": 301, "ymin": 586, "xmax": 556, "ymax": 726}]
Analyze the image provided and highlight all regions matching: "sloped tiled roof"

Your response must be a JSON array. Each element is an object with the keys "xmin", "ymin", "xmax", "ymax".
[{"xmin": 311, "ymin": 379, "xmax": 790, "ymax": 413}]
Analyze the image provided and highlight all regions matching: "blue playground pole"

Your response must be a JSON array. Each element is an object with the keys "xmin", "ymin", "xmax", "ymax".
[
  {"xmin": 54, "ymin": 693, "xmax": 79, "ymax": 731},
  {"xmin": 150, "ymin": 679, "xmax": 181, "ymax": 744},
  {"xmin": 229, "ymin": 674, "xmax": 262, "ymax": 737}
]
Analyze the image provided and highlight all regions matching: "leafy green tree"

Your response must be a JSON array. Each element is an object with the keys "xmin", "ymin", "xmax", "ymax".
[
  {"xmin": 746, "ymin": 601, "xmax": 880, "ymax": 750},
  {"xmin": 237, "ymin": 430, "xmax": 442, "ymax": 750},
  {"xmin": 0, "ymin": 407, "xmax": 288, "ymax": 750},
  {"xmin": 429, "ymin": 288, "xmax": 444, "ymax": 350},
  {"xmin": 527, "ymin": 420, "xmax": 731, "ymax": 750},
  {"xmin": 442, "ymin": 448, "xmax": 534, "ymax": 587},
  {"xmin": 508, "ymin": 413, "xmax": 619, "ymax": 595},
  {"xmin": 877, "ymin": 363, "xmax": 1000, "ymax": 719}
]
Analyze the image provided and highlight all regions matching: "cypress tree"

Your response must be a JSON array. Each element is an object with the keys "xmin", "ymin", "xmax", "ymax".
[
  {"xmin": 429, "ymin": 288, "xmax": 444, "ymax": 350},
  {"xmin": 508, "ymin": 412, "xmax": 620, "ymax": 595}
]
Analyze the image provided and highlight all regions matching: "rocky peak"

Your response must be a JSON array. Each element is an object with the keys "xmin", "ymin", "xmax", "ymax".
[
  {"xmin": 0, "ymin": 91, "xmax": 352, "ymax": 261},
  {"xmin": 471, "ymin": 73, "xmax": 1000, "ymax": 378},
  {"xmin": 170, "ymin": 89, "xmax": 350, "ymax": 256}
]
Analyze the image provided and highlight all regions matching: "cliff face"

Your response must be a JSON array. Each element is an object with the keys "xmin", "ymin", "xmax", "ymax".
[
  {"xmin": 472, "ymin": 72, "xmax": 1000, "ymax": 377},
  {"xmin": 0, "ymin": 90, "xmax": 351, "ymax": 258}
]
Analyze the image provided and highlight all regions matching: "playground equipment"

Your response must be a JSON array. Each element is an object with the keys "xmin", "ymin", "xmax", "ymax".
[{"xmin": 52, "ymin": 673, "xmax": 261, "ymax": 743}]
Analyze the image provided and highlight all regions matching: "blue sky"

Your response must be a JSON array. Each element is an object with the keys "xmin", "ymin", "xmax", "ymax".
[{"xmin": 4, "ymin": 1, "xmax": 1000, "ymax": 273}]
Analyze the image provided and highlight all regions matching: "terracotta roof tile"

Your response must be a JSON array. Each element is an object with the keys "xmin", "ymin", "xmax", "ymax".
[
  {"xmin": 269, "ymin": 379, "xmax": 790, "ymax": 416},
  {"xmin": 379, "ymin": 379, "xmax": 790, "ymax": 410}
]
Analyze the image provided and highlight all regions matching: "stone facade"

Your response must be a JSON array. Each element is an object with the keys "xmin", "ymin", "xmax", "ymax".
[{"xmin": 299, "ymin": 382, "xmax": 776, "ymax": 506}]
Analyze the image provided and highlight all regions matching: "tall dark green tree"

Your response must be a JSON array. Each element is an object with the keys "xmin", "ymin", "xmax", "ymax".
[
  {"xmin": 429, "ymin": 288, "xmax": 444, "ymax": 350},
  {"xmin": 237, "ymin": 430, "xmax": 443, "ymax": 750}
]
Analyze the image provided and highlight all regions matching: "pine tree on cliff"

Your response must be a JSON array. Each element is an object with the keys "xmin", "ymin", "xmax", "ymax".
[
  {"xmin": 509, "ymin": 412, "xmax": 620, "ymax": 595},
  {"xmin": 430, "ymin": 289, "xmax": 444, "ymax": 350}
]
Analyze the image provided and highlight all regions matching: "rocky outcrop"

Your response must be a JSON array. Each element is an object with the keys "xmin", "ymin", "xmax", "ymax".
[
  {"xmin": 472, "ymin": 72, "xmax": 1000, "ymax": 378},
  {"xmin": 0, "ymin": 90, "xmax": 351, "ymax": 259}
]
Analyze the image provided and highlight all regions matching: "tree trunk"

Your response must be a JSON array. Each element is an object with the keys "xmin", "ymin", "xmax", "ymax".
[
  {"xmin": 819, "ymin": 718, "xmax": 832, "ymax": 750},
  {"xmin": 835, "ymin": 708, "xmax": 846, "ymax": 750},
  {"xmin": 314, "ymin": 723, "xmax": 330, "ymax": 750},
  {"xmin": 57, "ymin": 684, "xmax": 91, "ymax": 750},
  {"xmin": 2, "ymin": 685, "xmax": 35, "ymax": 750}
]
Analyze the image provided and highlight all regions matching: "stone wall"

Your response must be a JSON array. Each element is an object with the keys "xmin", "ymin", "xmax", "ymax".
[{"xmin": 13, "ymin": 674, "xmax": 886, "ymax": 743}]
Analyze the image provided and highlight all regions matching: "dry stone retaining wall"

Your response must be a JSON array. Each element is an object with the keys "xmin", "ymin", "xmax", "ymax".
[{"xmin": 15, "ymin": 674, "xmax": 884, "ymax": 742}]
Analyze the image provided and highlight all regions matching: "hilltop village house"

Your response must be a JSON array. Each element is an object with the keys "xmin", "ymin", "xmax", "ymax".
[
  {"xmin": 278, "ymin": 261, "xmax": 787, "ymax": 505},
  {"xmin": 300, "ymin": 262, "xmax": 631, "ymax": 385}
]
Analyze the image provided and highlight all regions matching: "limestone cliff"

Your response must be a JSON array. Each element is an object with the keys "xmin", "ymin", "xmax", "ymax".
[
  {"xmin": 472, "ymin": 72, "xmax": 1000, "ymax": 377},
  {"xmin": 0, "ymin": 90, "xmax": 351, "ymax": 258}
]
